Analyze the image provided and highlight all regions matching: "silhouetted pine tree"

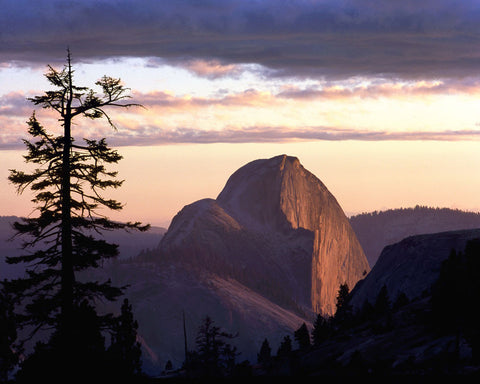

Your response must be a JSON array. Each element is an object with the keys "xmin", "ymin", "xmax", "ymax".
[
  {"xmin": 312, "ymin": 314, "xmax": 332, "ymax": 347},
  {"xmin": 276, "ymin": 335, "xmax": 292, "ymax": 358},
  {"xmin": 164, "ymin": 360, "xmax": 173, "ymax": 371},
  {"xmin": 431, "ymin": 249, "xmax": 464, "ymax": 330},
  {"xmin": 4, "ymin": 50, "xmax": 148, "ymax": 379},
  {"xmin": 374, "ymin": 284, "xmax": 391, "ymax": 316},
  {"xmin": 16, "ymin": 300, "xmax": 107, "ymax": 382},
  {"xmin": 294, "ymin": 322, "xmax": 311, "ymax": 352},
  {"xmin": 357, "ymin": 299, "xmax": 374, "ymax": 323},
  {"xmin": 257, "ymin": 338, "xmax": 272, "ymax": 366},
  {"xmin": 334, "ymin": 283, "xmax": 352, "ymax": 326},
  {"xmin": 188, "ymin": 316, "xmax": 238, "ymax": 378},
  {"xmin": 336, "ymin": 283, "xmax": 350, "ymax": 312},
  {"xmin": 108, "ymin": 298, "xmax": 142, "ymax": 377},
  {"xmin": 0, "ymin": 282, "xmax": 18, "ymax": 382},
  {"xmin": 431, "ymin": 240, "xmax": 480, "ymax": 362},
  {"xmin": 275, "ymin": 335, "xmax": 293, "ymax": 376},
  {"xmin": 372, "ymin": 284, "xmax": 393, "ymax": 331}
]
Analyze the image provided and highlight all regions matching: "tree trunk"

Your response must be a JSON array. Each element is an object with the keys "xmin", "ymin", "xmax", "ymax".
[{"xmin": 60, "ymin": 52, "xmax": 75, "ymax": 349}]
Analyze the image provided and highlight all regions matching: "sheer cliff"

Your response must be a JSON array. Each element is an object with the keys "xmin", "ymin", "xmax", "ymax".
[{"xmin": 159, "ymin": 154, "xmax": 370, "ymax": 316}]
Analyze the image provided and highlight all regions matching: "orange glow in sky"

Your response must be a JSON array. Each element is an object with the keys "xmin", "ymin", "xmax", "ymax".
[{"xmin": 2, "ymin": 1, "xmax": 480, "ymax": 227}]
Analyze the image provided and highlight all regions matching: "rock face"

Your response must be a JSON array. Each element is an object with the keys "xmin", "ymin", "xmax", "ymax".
[
  {"xmin": 349, "ymin": 228, "xmax": 480, "ymax": 310},
  {"xmin": 159, "ymin": 155, "xmax": 370, "ymax": 316}
]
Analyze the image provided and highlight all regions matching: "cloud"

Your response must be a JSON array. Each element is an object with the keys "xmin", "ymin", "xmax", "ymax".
[
  {"xmin": 2, "ymin": 0, "xmax": 480, "ymax": 79},
  {"xmin": 3, "ymin": 84, "xmax": 480, "ymax": 150},
  {"xmin": 3, "ymin": 123, "xmax": 479, "ymax": 150},
  {"xmin": 107, "ymin": 126, "xmax": 480, "ymax": 146},
  {"xmin": 0, "ymin": 92, "xmax": 33, "ymax": 117},
  {"xmin": 177, "ymin": 59, "xmax": 245, "ymax": 79},
  {"xmin": 132, "ymin": 89, "xmax": 275, "ymax": 110},
  {"xmin": 277, "ymin": 78, "xmax": 480, "ymax": 100}
]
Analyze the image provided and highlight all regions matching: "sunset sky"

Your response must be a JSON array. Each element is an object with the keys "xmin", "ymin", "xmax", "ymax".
[{"xmin": 1, "ymin": 0, "xmax": 480, "ymax": 227}]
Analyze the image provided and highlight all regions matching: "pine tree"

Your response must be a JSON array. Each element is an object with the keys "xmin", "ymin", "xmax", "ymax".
[
  {"xmin": 190, "ymin": 316, "xmax": 238, "ymax": 377},
  {"xmin": 334, "ymin": 283, "xmax": 352, "ymax": 326},
  {"xmin": 108, "ymin": 298, "xmax": 142, "ymax": 377},
  {"xmin": 164, "ymin": 360, "xmax": 173, "ymax": 371},
  {"xmin": 336, "ymin": 283, "xmax": 350, "ymax": 313},
  {"xmin": 374, "ymin": 284, "xmax": 391, "ymax": 317},
  {"xmin": 371, "ymin": 284, "xmax": 393, "ymax": 332},
  {"xmin": 276, "ymin": 335, "xmax": 292, "ymax": 358},
  {"xmin": 357, "ymin": 299, "xmax": 374, "ymax": 323},
  {"xmin": 0, "ymin": 282, "xmax": 18, "ymax": 382},
  {"xmin": 294, "ymin": 322, "xmax": 311, "ymax": 351},
  {"xmin": 4, "ymin": 50, "xmax": 148, "ymax": 376},
  {"xmin": 431, "ymin": 240, "xmax": 480, "ymax": 362},
  {"xmin": 16, "ymin": 300, "xmax": 107, "ymax": 382},
  {"xmin": 257, "ymin": 338, "xmax": 272, "ymax": 366},
  {"xmin": 312, "ymin": 314, "xmax": 331, "ymax": 347}
]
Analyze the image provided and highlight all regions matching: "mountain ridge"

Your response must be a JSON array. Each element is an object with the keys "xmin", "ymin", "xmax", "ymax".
[
  {"xmin": 350, "ymin": 205, "xmax": 480, "ymax": 267},
  {"xmin": 0, "ymin": 215, "xmax": 166, "ymax": 280}
]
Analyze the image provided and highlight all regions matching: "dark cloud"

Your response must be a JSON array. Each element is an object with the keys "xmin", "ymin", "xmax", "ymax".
[{"xmin": 1, "ymin": 0, "xmax": 480, "ymax": 79}]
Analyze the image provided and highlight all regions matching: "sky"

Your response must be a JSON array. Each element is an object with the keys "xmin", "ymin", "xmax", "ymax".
[{"xmin": 1, "ymin": 0, "xmax": 480, "ymax": 227}]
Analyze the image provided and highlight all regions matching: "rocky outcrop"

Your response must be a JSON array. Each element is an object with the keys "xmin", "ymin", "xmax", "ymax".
[
  {"xmin": 349, "ymin": 228, "xmax": 480, "ymax": 310},
  {"xmin": 159, "ymin": 154, "xmax": 370, "ymax": 316}
]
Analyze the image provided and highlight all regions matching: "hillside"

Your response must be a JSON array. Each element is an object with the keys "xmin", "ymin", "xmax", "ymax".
[
  {"xmin": 349, "ymin": 228, "xmax": 480, "ymax": 310},
  {"xmin": 0, "ymin": 215, "xmax": 166, "ymax": 280},
  {"xmin": 261, "ymin": 229, "xmax": 480, "ymax": 378},
  {"xmin": 350, "ymin": 206, "xmax": 480, "ymax": 267}
]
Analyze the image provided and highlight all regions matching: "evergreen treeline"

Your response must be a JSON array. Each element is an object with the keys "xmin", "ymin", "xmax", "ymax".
[
  {"xmin": 351, "ymin": 205, "xmax": 480, "ymax": 221},
  {"xmin": 430, "ymin": 239, "xmax": 480, "ymax": 363}
]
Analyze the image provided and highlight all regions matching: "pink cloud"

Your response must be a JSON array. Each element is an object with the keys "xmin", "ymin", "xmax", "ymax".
[
  {"xmin": 107, "ymin": 125, "xmax": 480, "ymax": 146},
  {"xmin": 278, "ymin": 79, "xmax": 480, "ymax": 100},
  {"xmin": 181, "ymin": 59, "xmax": 244, "ymax": 79}
]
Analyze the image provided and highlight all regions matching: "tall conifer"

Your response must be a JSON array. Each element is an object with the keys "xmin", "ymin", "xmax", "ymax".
[{"xmin": 5, "ymin": 50, "xmax": 148, "ymax": 376}]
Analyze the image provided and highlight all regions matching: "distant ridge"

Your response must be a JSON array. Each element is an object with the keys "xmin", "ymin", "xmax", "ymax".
[
  {"xmin": 349, "ymin": 206, "xmax": 480, "ymax": 267},
  {"xmin": 0, "ymin": 215, "xmax": 166, "ymax": 279}
]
